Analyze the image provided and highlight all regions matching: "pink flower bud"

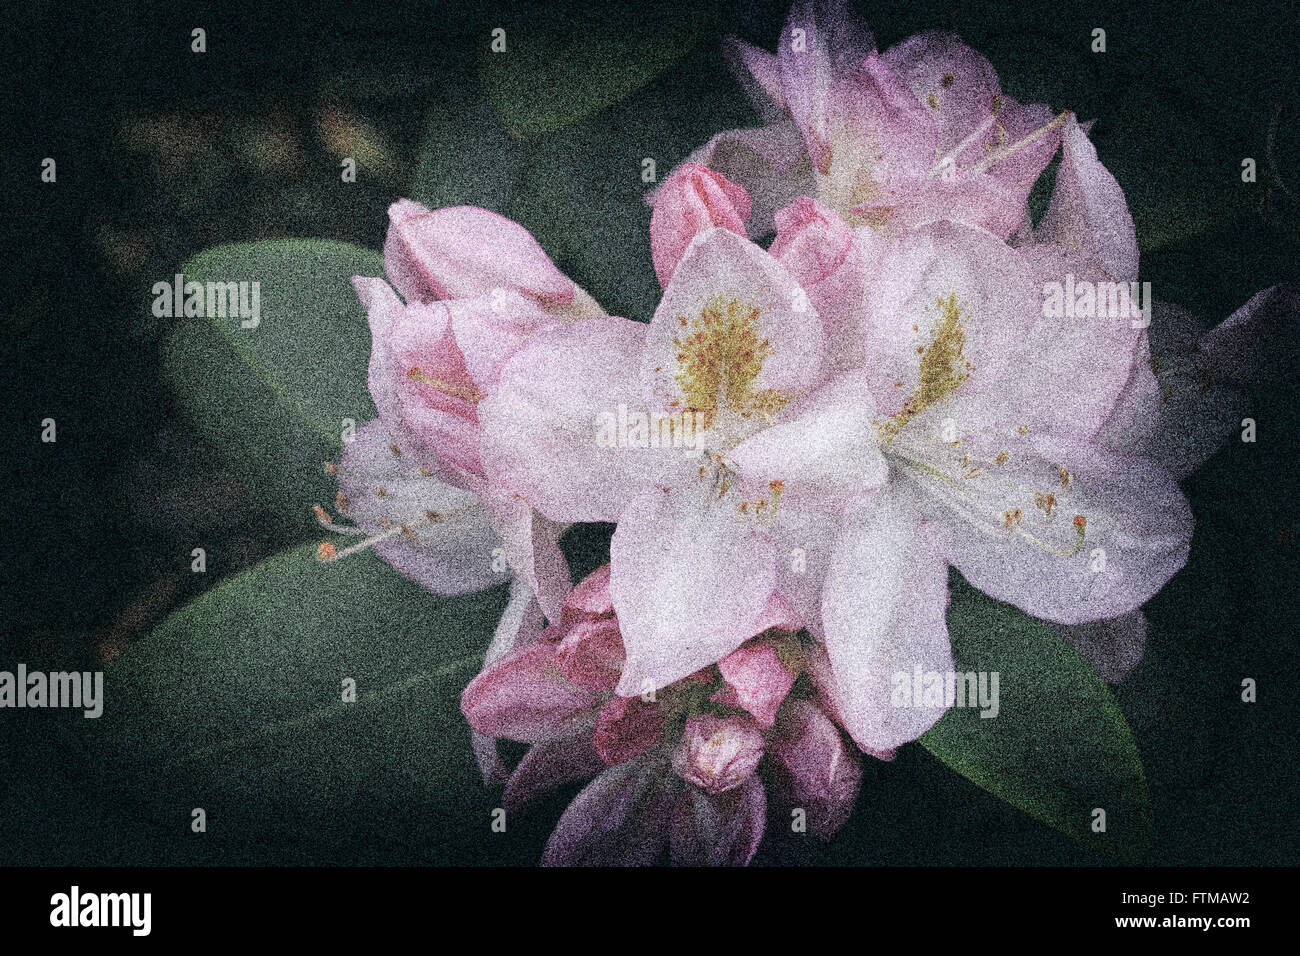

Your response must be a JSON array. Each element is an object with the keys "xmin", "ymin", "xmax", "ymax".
[
  {"xmin": 713, "ymin": 638, "xmax": 796, "ymax": 729},
  {"xmin": 650, "ymin": 163, "xmax": 751, "ymax": 288},
  {"xmin": 770, "ymin": 196, "xmax": 854, "ymax": 287},
  {"xmin": 593, "ymin": 694, "xmax": 665, "ymax": 766},
  {"xmin": 672, "ymin": 715, "xmax": 765, "ymax": 795},
  {"xmin": 563, "ymin": 564, "xmax": 614, "ymax": 621},
  {"xmin": 383, "ymin": 199, "xmax": 575, "ymax": 305},
  {"xmin": 556, "ymin": 617, "xmax": 626, "ymax": 692}
]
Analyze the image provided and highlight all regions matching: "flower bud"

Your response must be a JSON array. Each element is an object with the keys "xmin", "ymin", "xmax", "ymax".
[{"xmin": 672, "ymin": 715, "xmax": 765, "ymax": 795}]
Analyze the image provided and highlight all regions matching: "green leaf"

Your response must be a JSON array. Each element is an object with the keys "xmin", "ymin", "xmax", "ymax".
[
  {"xmin": 505, "ymin": 47, "xmax": 753, "ymax": 320},
  {"xmin": 166, "ymin": 240, "xmax": 383, "ymax": 524},
  {"xmin": 410, "ymin": 85, "xmax": 526, "ymax": 211},
  {"xmin": 920, "ymin": 583, "xmax": 1153, "ymax": 859},
  {"xmin": 85, "ymin": 544, "xmax": 515, "ymax": 864},
  {"xmin": 479, "ymin": 1, "xmax": 715, "ymax": 138}
]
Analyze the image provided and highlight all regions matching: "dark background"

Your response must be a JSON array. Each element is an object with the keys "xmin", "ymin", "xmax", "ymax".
[{"xmin": 2, "ymin": 0, "xmax": 1297, "ymax": 865}]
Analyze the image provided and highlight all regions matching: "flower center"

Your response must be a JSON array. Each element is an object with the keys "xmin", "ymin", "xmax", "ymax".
[
  {"xmin": 671, "ymin": 295, "xmax": 790, "ymax": 432},
  {"xmin": 878, "ymin": 292, "xmax": 973, "ymax": 442}
]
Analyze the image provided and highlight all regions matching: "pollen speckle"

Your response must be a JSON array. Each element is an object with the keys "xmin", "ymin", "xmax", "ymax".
[
  {"xmin": 942, "ymin": 73, "xmax": 956, "ymax": 89},
  {"xmin": 927, "ymin": 93, "xmax": 940, "ymax": 109},
  {"xmin": 995, "ymin": 450, "xmax": 1009, "ymax": 466},
  {"xmin": 323, "ymin": 462, "xmax": 339, "ymax": 475},
  {"xmin": 316, "ymin": 542, "xmax": 337, "ymax": 561},
  {"xmin": 1002, "ymin": 508, "xmax": 1023, "ymax": 529},
  {"xmin": 879, "ymin": 292, "xmax": 971, "ymax": 441},
  {"xmin": 672, "ymin": 296, "xmax": 789, "ymax": 426},
  {"xmin": 335, "ymin": 491, "xmax": 349, "ymax": 513},
  {"xmin": 1058, "ymin": 466, "xmax": 1071, "ymax": 487}
]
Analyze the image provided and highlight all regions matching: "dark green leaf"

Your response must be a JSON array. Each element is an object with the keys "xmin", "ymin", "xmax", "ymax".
[
  {"xmin": 85, "ymin": 544, "xmax": 515, "ymax": 864},
  {"xmin": 921, "ymin": 584, "xmax": 1153, "ymax": 859},
  {"xmin": 479, "ymin": 1, "xmax": 716, "ymax": 138},
  {"xmin": 167, "ymin": 240, "xmax": 383, "ymax": 524},
  {"xmin": 410, "ymin": 86, "xmax": 525, "ymax": 211}
]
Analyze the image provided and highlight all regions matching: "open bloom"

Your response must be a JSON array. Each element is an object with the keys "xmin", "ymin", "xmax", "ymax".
[
  {"xmin": 481, "ymin": 209, "xmax": 1199, "ymax": 751},
  {"xmin": 460, "ymin": 565, "xmax": 865, "ymax": 865},
  {"xmin": 660, "ymin": 0, "xmax": 1065, "ymax": 240},
  {"xmin": 481, "ymin": 226, "xmax": 893, "ymax": 697},
  {"xmin": 314, "ymin": 200, "xmax": 606, "ymax": 624}
]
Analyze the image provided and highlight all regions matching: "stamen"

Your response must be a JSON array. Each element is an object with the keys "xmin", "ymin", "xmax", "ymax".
[
  {"xmin": 323, "ymin": 462, "xmax": 339, "ymax": 476},
  {"xmin": 927, "ymin": 112, "xmax": 999, "ymax": 181},
  {"xmin": 965, "ymin": 110, "xmax": 1072, "ymax": 177},
  {"xmin": 896, "ymin": 454, "xmax": 1085, "ymax": 558},
  {"xmin": 312, "ymin": 504, "xmax": 364, "ymax": 536},
  {"xmin": 768, "ymin": 480, "xmax": 784, "ymax": 519}
]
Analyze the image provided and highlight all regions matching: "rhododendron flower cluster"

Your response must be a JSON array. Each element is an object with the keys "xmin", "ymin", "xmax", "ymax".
[{"xmin": 312, "ymin": 0, "xmax": 1295, "ymax": 864}]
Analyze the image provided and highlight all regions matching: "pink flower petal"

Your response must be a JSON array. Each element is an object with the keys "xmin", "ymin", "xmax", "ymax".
[
  {"xmin": 918, "ymin": 433, "xmax": 1192, "ymax": 624},
  {"xmin": 1035, "ymin": 116, "xmax": 1138, "ymax": 284},
  {"xmin": 593, "ymin": 694, "xmax": 666, "ymax": 765},
  {"xmin": 503, "ymin": 736, "xmax": 606, "ymax": 815},
  {"xmin": 460, "ymin": 642, "xmax": 598, "ymax": 744},
  {"xmin": 541, "ymin": 759, "xmax": 678, "ymax": 866},
  {"xmin": 384, "ymin": 200, "xmax": 575, "ymax": 305},
  {"xmin": 555, "ymin": 616, "xmax": 626, "ymax": 692},
  {"xmin": 779, "ymin": 0, "xmax": 877, "ymax": 173},
  {"xmin": 767, "ymin": 698, "xmax": 862, "ymax": 837},
  {"xmin": 479, "ymin": 317, "xmax": 680, "ymax": 523},
  {"xmin": 821, "ymin": 489, "xmax": 954, "ymax": 751},
  {"xmin": 881, "ymin": 30, "xmax": 1001, "ymax": 158},
  {"xmin": 611, "ymin": 484, "xmax": 777, "ymax": 696},
  {"xmin": 337, "ymin": 420, "xmax": 505, "ymax": 595},
  {"xmin": 715, "ymin": 639, "xmax": 796, "ymax": 728},
  {"xmin": 860, "ymin": 219, "xmax": 1037, "ymax": 417},
  {"xmin": 640, "ymin": 228, "xmax": 825, "ymax": 417}
]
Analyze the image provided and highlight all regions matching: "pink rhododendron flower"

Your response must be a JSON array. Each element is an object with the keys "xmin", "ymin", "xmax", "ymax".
[
  {"xmin": 480, "ymin": 226, "xmax": 894, "ymax": 696},
  {"xmin": 460, "ymin": 565, "xmax": 864, "ymax": 866},
  {"xmin": 316, "ymin": 200, "xmax": 608, "ymax": 622},
  {"xmin": 479, "ymin": 205, "xmax": 1209, "ymax": 750},
  {"xmin": 660, "ymin": 0, "xmax": 1066, "ymax": 240}
]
